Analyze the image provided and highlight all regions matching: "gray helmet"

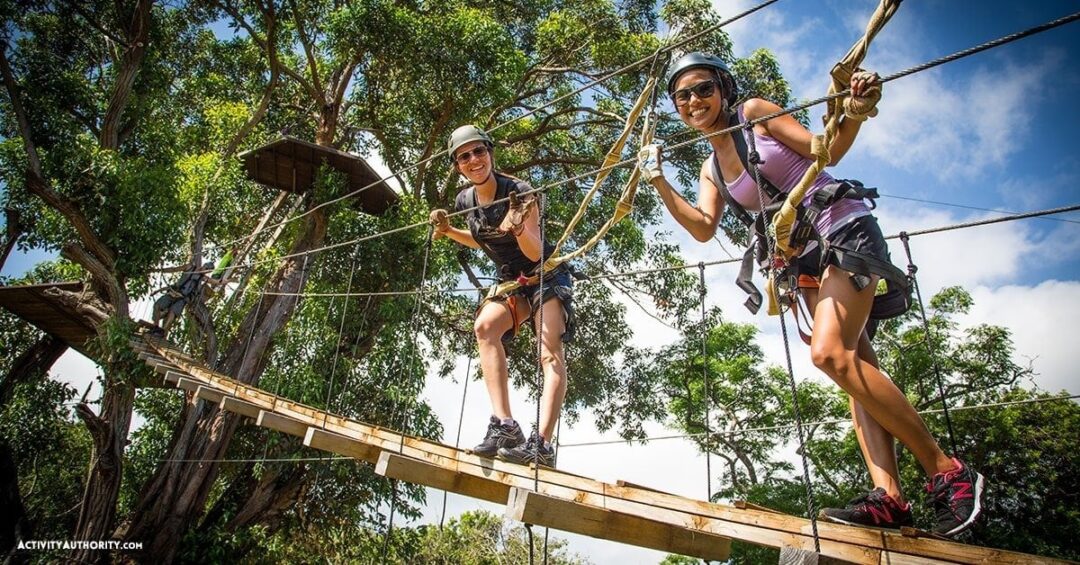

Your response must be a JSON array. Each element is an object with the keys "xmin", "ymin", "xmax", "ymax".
[
  {"xmin": 447, "ymin": 125, "xmax": 493, "ymax": 160},
  {"xmin": 666, "ymin": 52, "xmax": 738, "ymax": 106}
]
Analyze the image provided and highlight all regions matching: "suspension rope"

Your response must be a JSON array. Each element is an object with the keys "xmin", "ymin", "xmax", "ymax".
[
  {"xmin": 220, "ymin": 0, "xmax": 786, "ymax": 252},
  {"xmin": 699, "ymin": 262, "xmax": 713, "ymax": 502},
  {"xmin": 879, "ymin": 194, "xmax": 1080, "ymax": 225},
  {"xmin": 210, "ymin": 8, "xmax": 1080, "ymax": 280},
  {"xmin": 439, "ymin": 337, "xmax": 476, "ymax": 529},
  {"xmin": 767, "ymin": 0, "xmax": 900, "ymax": 261},
  {"xmin": 382, "ymin": 225, "xmax": 436, "ymax": 554},
  {"xmin": 320, "ymin": 245, "xmax": 361, "ymax": 428},
  {"xmin": 533, "ymin": 190, "xmax": 547, "ymax": 491},
  {"xmin": 899, "ymin": 232, "xmax": 959, "ymax": 456},
  {"xmin": 258, "ymin": 254, "xmax": 310, "ymax": 464}
]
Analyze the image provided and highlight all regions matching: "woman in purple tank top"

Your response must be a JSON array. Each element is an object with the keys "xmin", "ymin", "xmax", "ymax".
[{"xmin": 637, "ymin": 52, "xmax": 984, "ymax": 536}]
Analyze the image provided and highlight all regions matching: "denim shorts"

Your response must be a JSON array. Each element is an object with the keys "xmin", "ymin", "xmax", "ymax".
[{"xmin": 482, "ymin": 267, "xmax": 575, "ymax": 344}]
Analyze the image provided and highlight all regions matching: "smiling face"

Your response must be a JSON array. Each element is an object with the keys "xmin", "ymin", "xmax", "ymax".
[
  {"xmin": 673, "ymin": 68, "xmax": 726, "ymax": 131},
  {"xmin": 453, "ymin": 140, "xmax": 493, "ymax": 185}
]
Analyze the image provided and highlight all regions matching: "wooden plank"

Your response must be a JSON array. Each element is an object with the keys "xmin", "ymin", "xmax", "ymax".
[
  {"xmin": 303, "ymin": 427, "xmax": 380, "ymax": 464},
  {"xmin": 736, "ymin": 500, "xmax": 784, "ymax": 514},
  {"xmin": 163, "ymin": 370, "xmax": 186, "ymax": 386},
  {"xmin": 220, "ymin": 396, "xmax": 261, "ymax": 420},
  {"xmin": 175, "ymin": 377, "xmax": 201, "ymax": 394},
  {"xmin": 256, "ymin": 410, "xmax": 308, "ymax": 437},
  {"xmin": 194, "ymin": 385, "xmax": 226, "ymax": 405},
  {"xmin": 507, "ymin": 487, "xmax": 732, "ymax": 562},
  {"xmin": 376, "ymin": 451, "xmax": 509, "ymax": 504}
]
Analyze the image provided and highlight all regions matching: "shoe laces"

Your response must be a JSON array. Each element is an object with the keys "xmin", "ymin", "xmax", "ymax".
[{"xmin": 847, "ymin": 488, "xmax": 882, "ymax": 509}]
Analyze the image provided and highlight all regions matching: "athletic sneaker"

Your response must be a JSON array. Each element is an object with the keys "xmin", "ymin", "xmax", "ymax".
[
  {"xmin": 820, "ymin": 488, "xmax": 914, "ymax": 529},
  {"xmin": 498, "ymin": 430, "xmax": 554, "ymax": 467},
  {"xmin": 927, "ymin": 457, "xmax": 985, "ymax": 536},
  {"xmin": 470, "ymin": 416, "xmax": 525, "ymax": 457}
]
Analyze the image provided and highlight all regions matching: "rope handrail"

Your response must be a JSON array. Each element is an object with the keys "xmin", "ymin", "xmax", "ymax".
[
  {"xmin": 209, "ymin": 9, "xmax": 1080, "ymax": 278},
  {"xmin": 219, "ymin": 203, "xmax": 1078, "ymax": 299},
  {"xmin": 556, "ymin": 393, "xmax": 1080, "ymax": 448}
]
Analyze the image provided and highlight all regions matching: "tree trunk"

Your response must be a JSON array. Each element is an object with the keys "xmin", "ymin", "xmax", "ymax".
[
  {"xmin": 71, "ymin": 375, "xmax": 135, "ymax": 564},
  {"xmin": 122, "ymin": 206, "xmax": 329, "ymax": 563},
  {"xmin": 0, "ymin": 334, "xmax": 67, "ymax": 559}
]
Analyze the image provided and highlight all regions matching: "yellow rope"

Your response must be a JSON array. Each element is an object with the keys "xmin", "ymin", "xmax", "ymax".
[
  {"xmin": 769, "ymin": 0, "xmax": 901, "ymax": 258},
  {"xmin": 486, "ymin": 77, "xmax": 658, "ymax": 298}
]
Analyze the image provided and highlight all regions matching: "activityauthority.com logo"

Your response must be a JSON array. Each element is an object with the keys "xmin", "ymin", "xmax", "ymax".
[{"xmin": 17, "ymin": 540, "xmax": 143, "ymax": 551}]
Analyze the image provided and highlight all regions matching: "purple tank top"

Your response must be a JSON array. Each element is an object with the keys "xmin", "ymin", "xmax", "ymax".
[{"xmin": 713, "ymin": 107, "xmax": 869, "ymax": 240}]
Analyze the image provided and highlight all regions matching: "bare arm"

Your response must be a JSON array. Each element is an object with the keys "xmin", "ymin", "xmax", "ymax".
[
  {"xmin": 443, "ymin": 225, "xmax": 481, "ymax": 249},
  {"xmin": 647, "ymin": 160, "xmax": 725, "ymax": 243},
  {"xmin": 744, "ymin": 88, "xmax": 870, "ymax": 167}
]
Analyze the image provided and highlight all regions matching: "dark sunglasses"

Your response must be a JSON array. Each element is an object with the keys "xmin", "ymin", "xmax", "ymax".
[
  {"xmin": 671, "ymin": 79, "xmax": 719, "ymax": 107},
  {"xmin": 454, "ymin": 145, "xmax": 490, "ymax": 165}
]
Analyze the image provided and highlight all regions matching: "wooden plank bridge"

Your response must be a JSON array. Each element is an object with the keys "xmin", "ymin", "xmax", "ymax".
[{"xmin": 130, "ymin": 333, "xmax": 1066, "ymax": 564}]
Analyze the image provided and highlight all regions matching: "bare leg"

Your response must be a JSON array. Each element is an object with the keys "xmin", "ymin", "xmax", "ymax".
[
  {"xmin": 533, "ymin": 297, "xmax": 568, "ymax": 441},
  {"xmin": 474, "ymin": 300, "xmax": 529, "ymax": 421},
  {"xmin": 851, "ymin": 332, "xmax": 907, "ymax": 503},
  {"xmin": 805, "ymin": 285, "xmax": 904, "ymax": 499},
  {"xmin": 810, "ymin": 266, "xmax": 954, "ymax": 478}
]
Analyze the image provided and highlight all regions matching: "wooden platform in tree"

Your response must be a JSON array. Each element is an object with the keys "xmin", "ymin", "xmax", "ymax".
[
  {"xmin": 0, "ymin": 282, "xmax": 98, "ymax": 355},
  {"xmin": 238, "ymin": 135, "xmax": 399, "ymax": 216},
  {"xmin": 131, "ymin": 334, "xmax": 1068, "ymax": 564}
]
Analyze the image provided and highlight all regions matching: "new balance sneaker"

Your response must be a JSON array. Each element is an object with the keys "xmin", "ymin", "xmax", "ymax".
[
  {"xmin": 498, "ymin": 430, "xmax": 554, "ymax": 467},
  {"xmin": 927, "ymin": 457, "xmax": 985, "ymax": 536},
  {"xmin": 820, "ymin": 488, "xmax": 914, "ymax": 529},
  {"xmin": 469, "ymin": 416, "xmax": 525, "ymax": 457}
]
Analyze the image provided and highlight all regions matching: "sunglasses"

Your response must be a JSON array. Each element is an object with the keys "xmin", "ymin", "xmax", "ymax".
[
  {"xmin": 671, "ymin": 79, "xmax": 719, "ymax": 107},
  {"xmin": 454, "ymin": 145, "xmax": 490, "ymax": 165}
]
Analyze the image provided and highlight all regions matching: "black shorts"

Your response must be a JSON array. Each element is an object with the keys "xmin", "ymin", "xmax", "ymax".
[{"xmin": 796, "ymin": 214, "xmax": 890, "ymax": 280}]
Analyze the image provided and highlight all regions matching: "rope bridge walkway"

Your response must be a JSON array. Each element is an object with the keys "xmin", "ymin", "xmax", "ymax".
[{"xmin": 119, "ymin": 333, "xmax": 1066, "ymax": 564}]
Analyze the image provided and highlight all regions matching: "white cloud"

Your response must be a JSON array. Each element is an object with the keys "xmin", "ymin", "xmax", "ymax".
[{"xmin": 720, "ymin": 0, "xmax": 828, "ymax": 99}]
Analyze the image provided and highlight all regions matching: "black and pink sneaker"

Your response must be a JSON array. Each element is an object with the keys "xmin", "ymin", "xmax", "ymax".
[
  {"xmin": 820, "ymin": 488, "xmax": 914, "ymax": 529},
  {"xmin": 927, "ymin": 457, "xmax": 985, "ymax": 536}
]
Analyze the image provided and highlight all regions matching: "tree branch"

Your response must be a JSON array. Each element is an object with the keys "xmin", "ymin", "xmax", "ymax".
[
  {"xmin": 0, "ymin": 46, "xmax": 119, "ymax": 275},
  {"xmin": 99, "ymin": 0, "xmax": 152, "ymax": 150},
  {"xmin": 502, "ymin": 156, "xmax": 601, "ymax": 176}
]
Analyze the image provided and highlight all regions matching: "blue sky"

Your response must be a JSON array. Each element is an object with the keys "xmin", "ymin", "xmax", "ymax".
[{"xmin": 3, "ymin": 1, "xmax": 1079, "ymax": 562}]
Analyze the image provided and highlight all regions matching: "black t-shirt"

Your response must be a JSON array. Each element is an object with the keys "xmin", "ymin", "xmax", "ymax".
[{"xmin": 454, "ymin": 173, "xmax": 555, "ymax": 281}]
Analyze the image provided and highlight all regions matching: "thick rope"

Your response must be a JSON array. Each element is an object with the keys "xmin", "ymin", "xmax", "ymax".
[
  {"xmin": 486, "ymin": 78, "xmax": 658, "ymax": 299},
  {"xmin": 699, "ymin": 262, "xmax": 713, "ymax": 502},
  {"xmin": 769, "ymin": 0, "xmax": 901, "ymax": 259}
]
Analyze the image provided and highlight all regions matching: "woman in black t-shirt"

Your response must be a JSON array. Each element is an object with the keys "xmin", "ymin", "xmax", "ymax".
[{"xmin": 428, "ymin": 125, "xmax": 573, "ymax": 467}]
